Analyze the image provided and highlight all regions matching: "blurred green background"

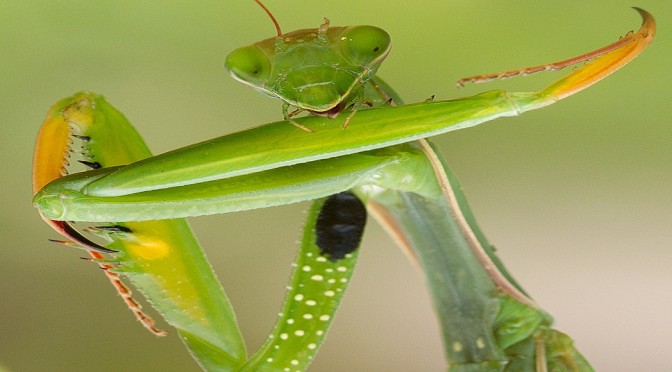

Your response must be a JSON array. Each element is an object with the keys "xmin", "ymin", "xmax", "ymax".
[{"xmin": 1, "ymin": 1, "xmax": 670, "ymax": 371}]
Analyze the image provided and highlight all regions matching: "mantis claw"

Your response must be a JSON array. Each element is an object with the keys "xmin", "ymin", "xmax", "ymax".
[
  {"xmin": 92, "ymin": 225, "xmax": 132, "ymax": 233},
  {"xmin": 43, "ymin": 218, "xmax": 118, "ymax": 253},
  {"xmin": 78, "ymin": 160, "xmax": 102, "ymax": 169}
]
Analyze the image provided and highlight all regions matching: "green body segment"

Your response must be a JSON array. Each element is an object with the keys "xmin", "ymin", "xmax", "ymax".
[
  {"xmin": 34, "ymin": 146, "xmax": 421, "ymax": 222},
  {"xmin": 364, "ymin": 140, "xmax": 592, "ymax": 370}
]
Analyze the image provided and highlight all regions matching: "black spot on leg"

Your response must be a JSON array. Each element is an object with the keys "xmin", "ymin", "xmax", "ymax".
[{"xmin": 315, "ymin": 192, "xmax": 367, "ymax": 261}]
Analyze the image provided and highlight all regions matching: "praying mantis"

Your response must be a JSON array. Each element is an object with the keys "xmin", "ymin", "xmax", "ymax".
[{"xmin": 30, "ymin": 2, "xmax": 655, "ymax": 370}]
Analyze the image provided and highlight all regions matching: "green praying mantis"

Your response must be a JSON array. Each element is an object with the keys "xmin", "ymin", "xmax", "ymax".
[{"xmin": 31, "ymin": 2, "xmax": 655, "ymax": 370}]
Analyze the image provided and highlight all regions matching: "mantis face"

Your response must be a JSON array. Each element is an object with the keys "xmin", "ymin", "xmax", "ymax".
[{"xmin": 225, "ymin": 23, "xmax": 391, "ymax": 115}]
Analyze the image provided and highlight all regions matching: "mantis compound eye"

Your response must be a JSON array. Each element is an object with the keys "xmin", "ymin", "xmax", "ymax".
[
  {"xmin": 339, "ymin": 26, "xmax": 391, "ymax": 66},
  {"xmin": 225, "ymin": 45, "xmax": 272, "ymax": 86},
  {"xmin": 315, "ymin": 191, "xmax": 367, "ymax": 261}
]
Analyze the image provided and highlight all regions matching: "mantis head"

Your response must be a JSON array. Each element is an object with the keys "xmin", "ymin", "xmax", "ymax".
[{"xmin": 225, "ymin": 4, "xmax": 391, "ymax": 115}]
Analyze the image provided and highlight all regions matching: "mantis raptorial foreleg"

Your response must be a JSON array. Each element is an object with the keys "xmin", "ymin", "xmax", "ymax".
[
  {"xmin": 31, "ymin": 7, "xmax": 654, "ymax": 371},
  {"xmin": 32, "ymin": 95, "xmax": 247, "ymax": 369}
]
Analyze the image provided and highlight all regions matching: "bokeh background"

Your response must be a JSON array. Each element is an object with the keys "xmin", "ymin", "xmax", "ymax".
[{"xmin": 1, "ymin": 1, "xmax": 670, "ymax": 371}]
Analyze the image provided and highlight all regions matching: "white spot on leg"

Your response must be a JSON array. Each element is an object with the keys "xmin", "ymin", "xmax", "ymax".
[
  {"xmin": 319, "ymin": 314, "xmax": 330, "ymax": 321},
  {"xmin": 324, "ymin": 290, "xmax": 335, "ymax": 297},
  {"xmin": 294, "ymin": 294, "xmax": 304, "ymax": 301},
  {"xmin": 476, "ymin": 337, "xmax": 485, "ymax": 349},
  {"xmin": 310, "ymin": 274, "xmax": 324, "ymax": 281},
  {"xmin": 452, "ymin": 341, "xmax": 463, "ymax": 352},
  {"xmin": 294, "ymin": 330, "xmax": 305, "ymax": 336},
  {"xmin": 280, "ymin": 333, "xmax": 289, "ymax": 340}
]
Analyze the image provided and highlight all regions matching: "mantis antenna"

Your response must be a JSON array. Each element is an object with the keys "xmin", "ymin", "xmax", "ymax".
[{"xmin": 254, "ymin": 0, "xmax": 283, "ymax": 37}]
